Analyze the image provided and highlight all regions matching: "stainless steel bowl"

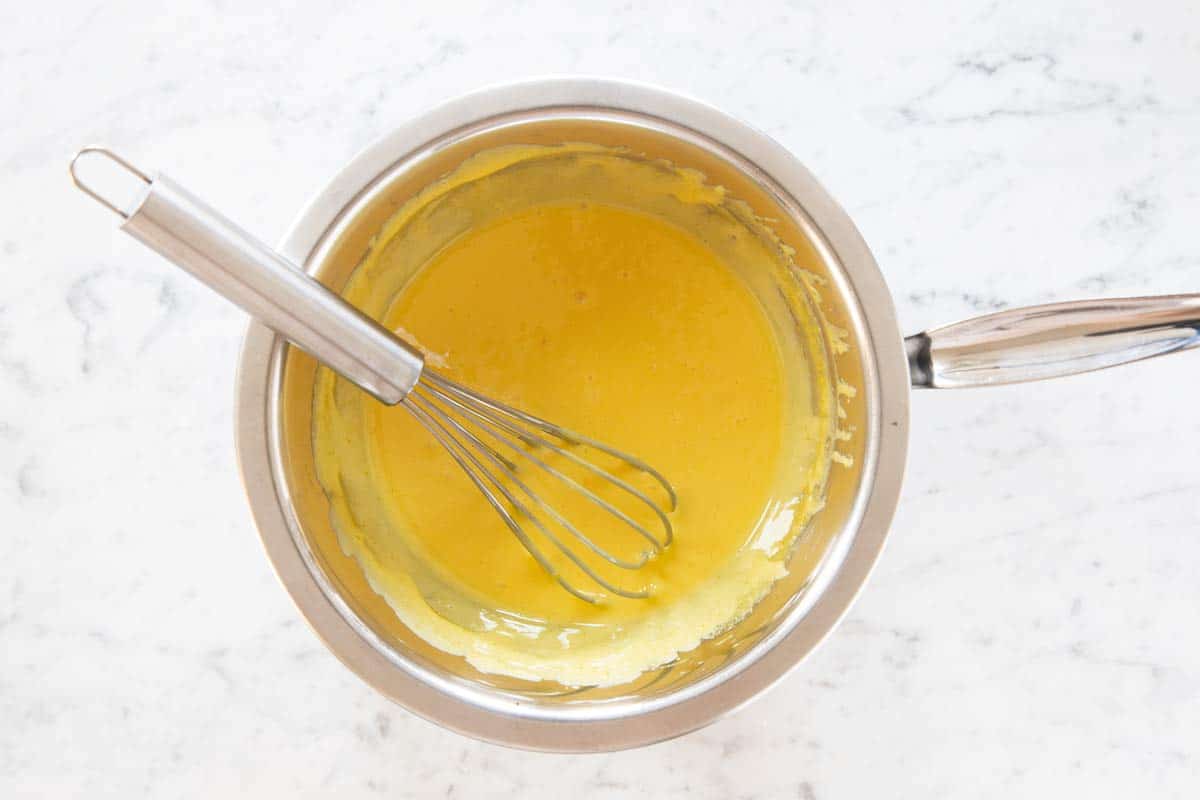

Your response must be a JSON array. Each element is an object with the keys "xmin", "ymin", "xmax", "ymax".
[{"xmin": 234, "ymin": 78, "xmax": 1198, "ymax": 751}]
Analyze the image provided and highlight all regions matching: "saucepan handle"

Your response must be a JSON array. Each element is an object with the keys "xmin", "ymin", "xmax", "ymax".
[{"xmin": 906, "ymin": 294, "xmax": 1200, "ymax": 388}]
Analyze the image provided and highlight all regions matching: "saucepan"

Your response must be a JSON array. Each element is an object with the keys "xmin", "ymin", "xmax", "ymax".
[{"xmin": 217, "ymin": 79, "xmax": 1197, "ymax": 751}]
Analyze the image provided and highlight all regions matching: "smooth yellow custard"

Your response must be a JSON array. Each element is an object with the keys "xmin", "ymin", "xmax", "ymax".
[{"xmin": 310, "ymin": 144, "xmax": 838, "ymax": 686}]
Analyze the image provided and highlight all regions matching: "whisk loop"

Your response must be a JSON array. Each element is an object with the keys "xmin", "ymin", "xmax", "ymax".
[{"xmin": 402, "ymin": 371, "xmax": 677, "ymax": 603}]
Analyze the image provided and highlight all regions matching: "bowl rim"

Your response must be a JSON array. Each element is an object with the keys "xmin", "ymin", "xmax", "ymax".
[{"xmin": 234, "ymin": 76, "xmax": 910, "ymax": 752}]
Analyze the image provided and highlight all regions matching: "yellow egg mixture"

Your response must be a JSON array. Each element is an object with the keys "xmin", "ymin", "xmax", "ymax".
[{"xmin": 310, "ymin": 144, "xmax": 838, "ymax": 686}]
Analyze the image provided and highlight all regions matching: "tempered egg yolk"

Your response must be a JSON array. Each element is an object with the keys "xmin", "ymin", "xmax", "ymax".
[{"xmin": 366, "ymin": 202, "xmax": 784, "ymax": 625}]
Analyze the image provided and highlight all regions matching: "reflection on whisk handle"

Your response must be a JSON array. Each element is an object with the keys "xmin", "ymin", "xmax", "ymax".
[{"xmin": 70, "ymin": 147, "xmax": 425, "ymax": 404}]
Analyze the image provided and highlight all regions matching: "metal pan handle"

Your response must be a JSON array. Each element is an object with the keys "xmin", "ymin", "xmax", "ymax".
[
  {"xmin": 69, "ymin": 147, "xmax": 424, "ymax": 404},
  {"xmin": 906, "ymin": 294, "xmax": 1200, "ymax": 388}
]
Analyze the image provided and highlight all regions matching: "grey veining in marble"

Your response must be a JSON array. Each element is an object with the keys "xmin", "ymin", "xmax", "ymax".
[{"xmin": 2, "ymin": 0, "xmax": 1198, "ymax": 797}]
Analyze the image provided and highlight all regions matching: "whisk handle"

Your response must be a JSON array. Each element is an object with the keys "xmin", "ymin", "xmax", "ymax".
[{"xmin": 71, "ymin": 148, "xmax": 423, "ymax": 404}]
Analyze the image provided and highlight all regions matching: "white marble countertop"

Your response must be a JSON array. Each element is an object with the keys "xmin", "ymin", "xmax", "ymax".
[{"xmin": 3, "ymin": 0, "xmax": 1198, "ymax": 796}]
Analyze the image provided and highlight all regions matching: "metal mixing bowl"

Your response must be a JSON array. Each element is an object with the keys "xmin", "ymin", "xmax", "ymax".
[{"xmin": 235, "ymin": 78, "xmax": 910, "ymax": 751}]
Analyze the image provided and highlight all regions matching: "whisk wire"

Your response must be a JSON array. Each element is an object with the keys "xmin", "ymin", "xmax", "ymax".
[
  {"xmin": 420, "ymin": 375, "xmax": 675, "ymax": 548},
  {"xmin": 410, "ymin": 388, "xmax": 654, "ymax": 577},
  {"xmin": 404, "ymin": 387, "xmax": 655, "ymax": 602},
  {"xmin": 424, "ymin": 372, "xmax": 678, "ymax": 511},
  {"xmin": 431, "ymin": 398, "xmax": 667, "ymax": 558},
  {"xmin": 399, "ymin": 397, "xmax": 577, "ymax": 598},
  {"xmin": 414, "ymin": 387, "xmax": 650, "ymax": 571}
]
